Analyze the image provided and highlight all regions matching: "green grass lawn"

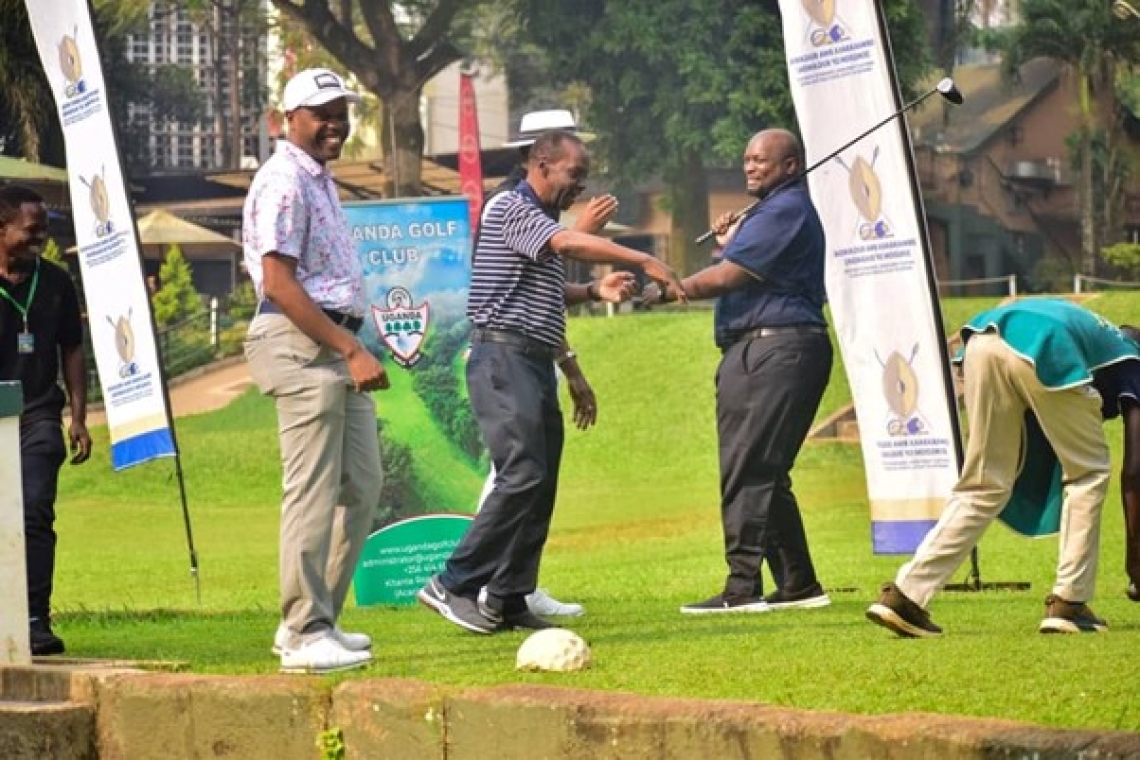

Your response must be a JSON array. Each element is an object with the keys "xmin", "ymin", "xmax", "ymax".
[{"xmin": 48, "ymin": 293, "xmax": 1140, "ymax": 732}]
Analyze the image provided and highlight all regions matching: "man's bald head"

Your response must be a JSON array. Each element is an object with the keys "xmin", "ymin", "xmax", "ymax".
[{"xmin": 743, "ymin": 128, "xmax": 805, "ymax": 198}]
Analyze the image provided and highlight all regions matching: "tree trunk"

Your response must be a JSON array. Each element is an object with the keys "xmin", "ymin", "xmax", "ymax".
[
  {"xmin": 1077, "ymin": 70, "xmax": 1097, "ymax": 277},
  {"xmin": 381, "ymin": 87, "xmax": 425, "ymax": 198},
  {"xmin": 227, "ymin": 6, "xmax": 242, "ymax": 169},
  {"xmin": 664, "ymin": 149, "xmax": 711, "ymax": 276}
]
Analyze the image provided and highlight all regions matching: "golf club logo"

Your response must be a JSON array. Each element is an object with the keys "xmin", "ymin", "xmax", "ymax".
[
  {"xmin": 80, "ymin": 167, "xmax": 114, "ymax": 237},
  {"xmin": 838, "ymin": 147, "xmax": 893, "ymax": 240},
  {"xmin": 58, "ymin": 27, "xmax": 87, "ymax": 98},
  {"xmin": 802, "ymin": 0, "xmax": 850, "ymax": 45},
  {"xmin": 107, "ymin": 309, "xmax": 139, "ymax": 378},
  {"xmin": 372, "ymin": 286, "xmax": 429, "ymax": 368},
  {"xmin": 878, "ymin": 344, "xmax": 927, "ymax": 436}
]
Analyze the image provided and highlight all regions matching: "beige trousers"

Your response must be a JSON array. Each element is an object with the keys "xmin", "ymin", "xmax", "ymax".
[
  {"xmin": 897, "ymin": 333, "xmax": 1109, "ymax": 607},
  {"xmin": 245, "ymin": 314, "xmax": 382, "ymax": 646}
]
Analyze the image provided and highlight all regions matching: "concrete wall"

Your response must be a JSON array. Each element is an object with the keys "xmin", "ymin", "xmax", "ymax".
[{"xmin": 3, "ymin": 663, "xmax": 1140, "ymax": 760}]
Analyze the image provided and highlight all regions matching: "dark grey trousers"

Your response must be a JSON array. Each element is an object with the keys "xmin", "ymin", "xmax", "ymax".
[
  {"xmin": 716, "ymin": 331, "xmax": 832, "ymax": 599},
  {"xmin": 441, "ymin": 341, "xmax": 564, "ymax": 614}
]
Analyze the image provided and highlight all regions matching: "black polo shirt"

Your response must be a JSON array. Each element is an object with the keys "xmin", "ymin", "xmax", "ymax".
[{"xmin": 0, "ymin": 259, "xmax": 83, "ymax": 423}]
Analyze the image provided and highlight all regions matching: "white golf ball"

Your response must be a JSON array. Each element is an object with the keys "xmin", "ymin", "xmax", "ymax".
[{"xmin": 516, "ymin": 628, "xmax": 592, "ymax": 672}]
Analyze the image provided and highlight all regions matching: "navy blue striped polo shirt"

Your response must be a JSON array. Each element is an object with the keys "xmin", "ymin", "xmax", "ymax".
[{"xmin": 466, "ymin": 180, "xmax": 566, "ymax": 347}]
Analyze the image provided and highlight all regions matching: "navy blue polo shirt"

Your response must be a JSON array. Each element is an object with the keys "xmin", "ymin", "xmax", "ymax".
[
  {"xmin": 466, "ymin": 180, "xmax": 566, "ymax": 347},
  {"xmin": 713, "ymin": 182, "xmax": 827, "ymax": 348}
]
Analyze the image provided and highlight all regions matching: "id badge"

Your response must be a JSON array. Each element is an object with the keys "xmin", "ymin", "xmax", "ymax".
[{"xmin": 17, "ymin": 331, "xmax": 34, "ymax": 354}]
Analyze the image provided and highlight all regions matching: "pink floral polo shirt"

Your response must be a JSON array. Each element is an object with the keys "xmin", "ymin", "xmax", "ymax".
[{"xmin": 242, "ymin": 141, "xmax": 365, "ymax": 317}]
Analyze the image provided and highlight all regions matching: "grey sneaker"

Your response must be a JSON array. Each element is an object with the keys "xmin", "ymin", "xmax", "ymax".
[
  {"xmin": 763, "ymin": 582, "xmax": 831, "ymax": 611},
  {"xmin": 680, "ymin": 592, "xmax": 769, "ymax": 615},
  {"xmin": 865, "ymin": 582, "xmax": 942, "ymax": 638},
  {"xmin": 417, "ymin": 575, "xmax": 502, "ymax": 634},
  {"xmin": 1039, "ymin": 594, "xmax": 1108, "ymax": 634}
]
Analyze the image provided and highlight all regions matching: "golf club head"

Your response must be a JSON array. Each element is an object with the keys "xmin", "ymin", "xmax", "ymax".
[{"xmin": 936, "ymin": 77, "xmax": 964, "ymax": 105}]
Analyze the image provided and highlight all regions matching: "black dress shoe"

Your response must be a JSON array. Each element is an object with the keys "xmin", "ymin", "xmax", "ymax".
[{"xmin": 30, "ymin": 619, "xmax": 65, "ymax": 656}]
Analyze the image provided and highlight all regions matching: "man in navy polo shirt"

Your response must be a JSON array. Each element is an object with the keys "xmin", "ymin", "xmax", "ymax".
[
  {"xmin": 646, "ymin": 128, "xmax": 833, "ymax": 615},
  {"xmin": 419, "ymin": 130, "xmax": 684, "ymax": 634}
]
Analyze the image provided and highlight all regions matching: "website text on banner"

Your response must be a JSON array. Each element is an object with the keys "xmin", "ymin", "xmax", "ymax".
[
  {"xmin": 777, "ymin": 0, "xmax": 961, "ymax": 554},
  {"xmin": 24, "ymin": 0, "xmax": 174, "ymax": 470}
]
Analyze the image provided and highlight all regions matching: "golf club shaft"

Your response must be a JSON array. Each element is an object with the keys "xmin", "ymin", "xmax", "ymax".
[{"xmin": 695, "ymin": 84, "xmax": 948, "ymax": 245}]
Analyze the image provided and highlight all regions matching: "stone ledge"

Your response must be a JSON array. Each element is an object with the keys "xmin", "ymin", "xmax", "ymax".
[{"xmin": 3, "ymin": 664, "xmax": 1139, "ymax": 760}]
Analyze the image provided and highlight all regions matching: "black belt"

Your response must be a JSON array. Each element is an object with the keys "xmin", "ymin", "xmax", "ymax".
[
  {"xmin": 470, "ymin": 328, "xmax": 558, "ymax": 361},
  {"xmin": 723, "ymin": 324, "xmax": 828, "ymax": 349},
  {"xmin": 257, "ymin": 300, "xmax": 364, "ymax": 333}
]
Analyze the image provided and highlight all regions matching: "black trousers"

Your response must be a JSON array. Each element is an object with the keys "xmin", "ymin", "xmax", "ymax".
[
  {"xmin": 20, "ymin": 417, "xmax": 67, "ymax": 622},
  {"xmin": 716, "ymin": 331, "xmax": 832, "ymax": 599},
  {"xmin": 441, "ymin": 341, "xmax": 564, "ymax": 614}
]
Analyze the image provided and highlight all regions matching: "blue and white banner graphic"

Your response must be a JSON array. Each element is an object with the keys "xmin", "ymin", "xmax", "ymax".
[
  {"xmin": 25, "ymin": 0, "xmax": 175, "ymax": 470},
  {"xmin": 778, "ymin": 0, "xmax": 961, "ymax": 553}
]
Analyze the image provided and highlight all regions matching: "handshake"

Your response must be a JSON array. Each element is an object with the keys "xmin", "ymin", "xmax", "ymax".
[{"xmin": 641, "ymin": 281, "xmax": 682, "ymax": 306}]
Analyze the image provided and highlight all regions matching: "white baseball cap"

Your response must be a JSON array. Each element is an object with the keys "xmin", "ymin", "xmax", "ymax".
[
  {"xmin": 283, "ymin": 68, "xmax": 361, "ymax": 112},
  {"xmin": 503, "ymin": 109, "xmax": 594, "ymax": 148}
]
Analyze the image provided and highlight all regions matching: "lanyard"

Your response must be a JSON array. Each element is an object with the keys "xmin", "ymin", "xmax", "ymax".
[{"xmin": 0, "ymin": 257, "xmax": 40, "ymax": 329}]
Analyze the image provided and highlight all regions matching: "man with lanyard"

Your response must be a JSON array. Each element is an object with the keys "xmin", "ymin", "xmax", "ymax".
[
  {"xmin": 644, "ymin": 128, "xmax": 833, "ymax": 615},
  {"xmin": 867, "ymin": 299, "xmax": 1140, "ymax": 637},
  {"xmin": 419, "ymin": 130, "xmax": 684, "ymax": 633},
  {"xmin": 244, "ymin": 69, "xmax": 388, "ymax": 673},
  {"xmin": 0, "ymin": 184, "xmax": 91, "ymax": 655},
  {"xmin": 473, "ymin": 110, "xmax": 635, "ymax": 618}
]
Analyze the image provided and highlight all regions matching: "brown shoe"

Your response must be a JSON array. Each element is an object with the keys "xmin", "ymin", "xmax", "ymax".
[
  {"xmin": 865, "ymin": 582, "xmax": 942, "ymax": 638},
  {"xmin": 1039, "ymin": 594, "xmax": 1107, "ymax": 634}
]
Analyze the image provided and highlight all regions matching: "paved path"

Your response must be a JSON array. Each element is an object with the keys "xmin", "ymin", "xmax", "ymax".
[{"xmin": 83, "ymin": 357, "xmax": 253, "ymax": 427}]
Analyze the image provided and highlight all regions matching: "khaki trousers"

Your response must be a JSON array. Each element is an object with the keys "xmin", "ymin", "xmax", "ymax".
[
  {"xmin": 897, "ymin": 333, "xmax": 1109, "ymax": 607},
  {"xmin": 245, "ymin": 314, "xmax": 382, "ymax": 646}
]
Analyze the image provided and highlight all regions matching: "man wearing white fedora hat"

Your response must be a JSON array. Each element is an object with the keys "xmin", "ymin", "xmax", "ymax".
[{"xmin": 473, "ymin": 110, "xmax": 627, "ymax": 618}]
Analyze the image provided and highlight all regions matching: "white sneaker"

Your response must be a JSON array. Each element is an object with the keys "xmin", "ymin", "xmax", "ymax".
[
  {"xmin": 272, "ymin": 624, "xmax": 372, "ymax": 656},
  {"xmin": 476, "ymin": 587, "xmax": 585, "ymax": 617},
  {"xmin": 279, "ymin": 635, "xmax": 371, "ymax": 675},
  {"xmin": 526, "ymin": 588, "xmax": 585, "ymax": 617}
]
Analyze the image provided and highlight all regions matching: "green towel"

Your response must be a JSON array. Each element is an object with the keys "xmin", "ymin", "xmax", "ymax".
[{"xmin": 1002, "ymin": 412, "xmax": 1062, "ymax": 537}]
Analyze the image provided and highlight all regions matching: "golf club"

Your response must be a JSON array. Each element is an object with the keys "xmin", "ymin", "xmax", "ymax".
[
  {"xmin": 695, "ymin": 77, "xmax": 964, "ymax": 245},
  {"xmin": 1114, "ymin": 0, "xmax": 1140, "ymax": 19}
]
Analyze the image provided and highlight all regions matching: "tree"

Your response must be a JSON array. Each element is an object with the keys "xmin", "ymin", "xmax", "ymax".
[
  {"xmin": 268, "ymin": 0, "xmax": 494, "ymax": 197},
  {"xmin": 0, "ymin": 0, "xmax": 207, "ymax": 172},
  {"xmin": 513, "ymin": 0, "xmax": 930, "ymax": 275},
  {"xmin": 151, "ymin": 245, "xmax": 205, "ymax": 327},
  {"xmin": 1000, "ymin": 0, "xmax": 1140, "ymax": 276}
]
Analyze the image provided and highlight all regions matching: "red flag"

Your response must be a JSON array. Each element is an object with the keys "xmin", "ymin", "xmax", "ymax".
[{"xmin": 458, "ymin": 72, "xmax": 484, "ymax": 235}]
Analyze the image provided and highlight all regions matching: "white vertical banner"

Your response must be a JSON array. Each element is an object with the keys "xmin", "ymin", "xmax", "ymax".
[
  {"xmin": 778, "ymin": 0, "xmax": 960, "ymax": 553},
  {"xmin": 25, "ymin": 0, "xmax": 175, "ymax": 470}
]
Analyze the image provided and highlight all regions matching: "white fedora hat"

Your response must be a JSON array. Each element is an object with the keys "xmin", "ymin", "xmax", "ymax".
[{"xmin": 503, "ymin": 109, "xmax": 595, "ymax": 148}]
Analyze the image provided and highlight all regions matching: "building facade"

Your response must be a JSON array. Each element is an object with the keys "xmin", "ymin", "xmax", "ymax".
[{"xmin": 125, "ymin": 1, "xmax": 270, "ymax": 171}]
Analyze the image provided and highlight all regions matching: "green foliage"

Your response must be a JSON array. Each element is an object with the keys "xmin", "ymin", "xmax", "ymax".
[
  {"xmin": 315, "ymin": 727, "xmax": 345, "ymax": 760},
  {"xmin": 225, "ymin": 280, "xmax": 258, "ymax": 320},
  {"xmin": 151, "ymin": 244, "xmax": 205, "ymax": 327},
  {"xmin": 409, "ymin": 322, "xmax": 481, "ymax": 459},
  {"xmin": 40, "ymin": 237, "xmax": 62, "ymax": 264},
  {"xmin": 376, "ymin": 426, "xmax": 427, "ymax": 527},
  {"xmin": 1102, "ymin": 241, "xmax": 1140, "ymax": 278},
  {"xmin": 514, "ymin": 0, "xmax": 930, "ymax": 183}
]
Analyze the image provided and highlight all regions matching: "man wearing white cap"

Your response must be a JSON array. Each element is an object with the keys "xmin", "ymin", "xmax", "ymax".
[{"xmin": 243, "ymin": 68, "xmax": 388, "ymax": 673}]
